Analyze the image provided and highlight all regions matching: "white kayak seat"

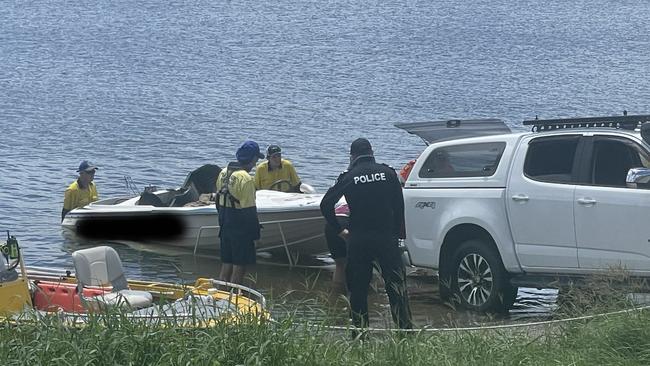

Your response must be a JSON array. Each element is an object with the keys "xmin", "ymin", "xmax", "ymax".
[{"xmin": 72, "ymin": 246, "xmax": 153, "ymax": 309}]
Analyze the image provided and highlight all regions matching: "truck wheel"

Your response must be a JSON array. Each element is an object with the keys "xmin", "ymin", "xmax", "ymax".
[{"xmin": 450, "ymin": 239, "xmax": 510, "ymax": 313}]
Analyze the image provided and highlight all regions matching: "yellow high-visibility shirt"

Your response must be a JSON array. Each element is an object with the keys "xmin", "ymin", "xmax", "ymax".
[
  {"xmin": 216, "ymin": 168, "xmax": 256, "ymax": 209},
  {"xmin": 63, "ymin": 181, "xmax": 98, "ymax": 211},
  {"xmin": 254, "ymin": 159, "xmax": 300, "ymax": 191}
]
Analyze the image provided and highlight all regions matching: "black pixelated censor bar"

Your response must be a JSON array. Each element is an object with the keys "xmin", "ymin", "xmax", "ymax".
[{"xmin": 75, "ymin": 214, "xmax": 185, "ymax": 241}]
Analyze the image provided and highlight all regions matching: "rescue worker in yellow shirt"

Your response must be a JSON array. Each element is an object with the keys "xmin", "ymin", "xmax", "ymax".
[
  {"xmin": 62, "ymin": 160, "xmax": 99, "ymax": 221},
  {"xmin": 254, "ymin": 145, "xmax": 302, "ymax": 193},
  {"xmin": 215, "ymin": 140, "xmax": 264, "ymax": 285}
]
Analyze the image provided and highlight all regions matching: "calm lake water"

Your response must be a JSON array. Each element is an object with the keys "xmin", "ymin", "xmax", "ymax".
[{"xmin": 0, "ymin": 0, "xmax": 648, "ymax": 327}]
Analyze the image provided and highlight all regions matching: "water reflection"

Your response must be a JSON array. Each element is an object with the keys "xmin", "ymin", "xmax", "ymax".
[{"xmin": 510, "ymin": 288, "xmax": 560, "ymax": 320}]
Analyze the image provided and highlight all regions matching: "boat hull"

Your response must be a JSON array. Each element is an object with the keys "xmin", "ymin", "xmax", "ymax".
[{"xmin": 62, "ymin": 191, "xmax": 330, "ymax": 260}]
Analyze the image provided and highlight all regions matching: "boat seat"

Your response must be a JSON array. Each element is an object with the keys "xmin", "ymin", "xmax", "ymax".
[
  {"xmin": 72, "ymin": 246, "xmax": 153, "ymax": 310},
  {"xmin": 170, "ymin": 184, "xmax": 199, "ymax": 207},
  {"xmin": 138, "ymin": 191, "xmax": 166, "ymax": 207}
]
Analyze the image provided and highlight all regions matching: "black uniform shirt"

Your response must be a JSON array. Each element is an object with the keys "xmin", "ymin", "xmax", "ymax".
[{"xmin": 320, "ymin": 155, "xmax": 405, "ymax": 239}]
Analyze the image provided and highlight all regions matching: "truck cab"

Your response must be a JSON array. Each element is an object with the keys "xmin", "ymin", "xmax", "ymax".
[{"xmin": 399, "ymin": 114, "xmax": 650, "ymax": 312}]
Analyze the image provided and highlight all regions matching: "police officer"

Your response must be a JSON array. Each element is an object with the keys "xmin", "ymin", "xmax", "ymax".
[{"xmin": 320, "ymin": 138, "xmax": 413, "ymax": 330}]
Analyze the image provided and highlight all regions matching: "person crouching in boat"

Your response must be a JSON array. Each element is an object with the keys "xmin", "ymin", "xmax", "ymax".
[
  {"xmin": 215, "ymin": 140, "xmax": 264, "ymax": 284},
  {"xmin": 62, "ymin": 160, "xmax": 99, "ymax": 221}
]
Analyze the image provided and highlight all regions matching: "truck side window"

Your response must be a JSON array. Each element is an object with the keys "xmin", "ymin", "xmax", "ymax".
[
  {"xmin": 524, "ymin": 136, "xmax": 580, "ymax": 184},
  {"xmin": 419, "ymin": 142, "xmax": 506, "ymax": 178},
  {"xmin": 590, "ymin": 138, "xmax": 650, "ymax": 188}
]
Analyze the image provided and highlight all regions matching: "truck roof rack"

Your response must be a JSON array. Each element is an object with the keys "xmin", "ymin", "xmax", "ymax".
[
  {"xmin": 395, "ymin": 118, "xmax": 511, "ymax": 145},
  {"xmin": 523, "ymin": 113, "xmax": 650, "ymax": 132}
]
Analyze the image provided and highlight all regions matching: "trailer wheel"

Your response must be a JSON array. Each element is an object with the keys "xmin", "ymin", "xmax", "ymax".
[{"xmin": 449, "ymin": 239, "xmax": 511, "ymax": 313}]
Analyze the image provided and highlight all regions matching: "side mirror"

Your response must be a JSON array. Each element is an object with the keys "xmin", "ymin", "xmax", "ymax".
[{"xmin": 626, "ymin": 168, "xmax": 650, "ymax": 189}]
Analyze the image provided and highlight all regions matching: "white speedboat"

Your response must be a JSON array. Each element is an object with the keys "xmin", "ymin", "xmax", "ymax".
[{"xmin": 61, "ymin": 165, "xmax": 336, "ymax": 264}]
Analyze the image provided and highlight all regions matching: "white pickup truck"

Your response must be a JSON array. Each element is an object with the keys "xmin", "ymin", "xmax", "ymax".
[{"xmin": 398, "ymin": 114, "xmax": 650, "ymax": 312}]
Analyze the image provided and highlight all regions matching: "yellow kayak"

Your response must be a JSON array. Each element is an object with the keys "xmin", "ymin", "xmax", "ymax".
[{"xmin": 0, "ymin": 234, "xmax": 268, "ymax": 327}]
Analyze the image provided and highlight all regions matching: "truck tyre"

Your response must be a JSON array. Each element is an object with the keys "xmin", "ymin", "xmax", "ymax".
[{"xmin": 449, "ymin": 239, "xmax": 511, "ymax": 313}]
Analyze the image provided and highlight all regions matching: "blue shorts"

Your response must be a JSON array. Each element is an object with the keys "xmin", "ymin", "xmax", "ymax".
[{"xmin": 219, "ymin": 232, "xmax": 256, "ymax": 265}]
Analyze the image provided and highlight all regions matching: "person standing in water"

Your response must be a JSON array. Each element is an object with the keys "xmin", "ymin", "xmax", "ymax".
[
  {"xmin": 62, "ymin": 160, "xmax": 99, "ymax": 221},
  {"xmin": 215, "ymin": 140, "xmax": 264, "ymax": 284}
]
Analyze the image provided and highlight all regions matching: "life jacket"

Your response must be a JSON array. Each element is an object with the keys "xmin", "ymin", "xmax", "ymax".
[{"xmin": 215, "ymin": 163, "xmax": 243, "ymax": 210}]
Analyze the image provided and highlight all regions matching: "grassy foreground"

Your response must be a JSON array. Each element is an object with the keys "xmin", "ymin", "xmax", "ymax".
[
  {"xmin": 3, "ymin": 272, "xmax": 650, "ymax": 366},
  {"xmin": 2, "ymin": 306, "xmax": 650, "ymax": 366}
]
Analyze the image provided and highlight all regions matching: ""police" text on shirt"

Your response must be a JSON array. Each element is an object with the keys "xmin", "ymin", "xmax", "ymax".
[{"xmin": 353, "ymin": 173, "xmax": 386, "ymax": 185}]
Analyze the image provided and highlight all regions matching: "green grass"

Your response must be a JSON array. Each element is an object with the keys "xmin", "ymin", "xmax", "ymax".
[
  {"xmin": 3, "ymin": 305, "xmax": 650, "ymax": 365},
  {"xmin": 3, "ymin": 273, "xmax": 650, "ymax": 366}
]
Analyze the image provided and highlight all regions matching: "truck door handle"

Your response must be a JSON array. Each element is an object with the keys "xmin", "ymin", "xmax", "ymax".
[
  {"xmin": 577, "ymin": 198, "xmax": 597, "ymax": 205},
  {"xmin": 511, "ymin": 194, "xmax": 529, "ymax": 202}
]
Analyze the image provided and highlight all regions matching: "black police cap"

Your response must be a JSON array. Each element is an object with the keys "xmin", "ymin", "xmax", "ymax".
[{"xmin": 350, "ymin": 138, "xmax": 373, "ymax": 155}]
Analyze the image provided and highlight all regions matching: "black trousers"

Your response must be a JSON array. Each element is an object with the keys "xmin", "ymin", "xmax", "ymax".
[{"xmin": 345, "ymin": 231, "xmax": 413, "ymax": 329}]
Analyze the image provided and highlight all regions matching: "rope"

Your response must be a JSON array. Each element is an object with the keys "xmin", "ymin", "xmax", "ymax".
[{"xmin": 305, "ymin": 304, "xmax": 650, "ymax": 334}]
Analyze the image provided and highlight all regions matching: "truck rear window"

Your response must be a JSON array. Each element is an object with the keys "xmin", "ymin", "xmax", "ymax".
[{"xmin": 419, "ymin": 142, "xmax": 506, "ymax": 178}]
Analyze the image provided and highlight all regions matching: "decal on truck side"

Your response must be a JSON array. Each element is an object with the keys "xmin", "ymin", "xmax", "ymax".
[{"xmin": 415, "ymin": 201, "xmax": 436, "ymax": 209}]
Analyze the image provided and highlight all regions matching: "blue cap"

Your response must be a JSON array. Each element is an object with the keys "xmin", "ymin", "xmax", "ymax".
[
  {"xmin": 236, "ymin": 140, "xmax": 264, "ymax": 164},
  {"xmin": 77, "ymin": 160, "xmax": 98, "ymax": 172}
]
